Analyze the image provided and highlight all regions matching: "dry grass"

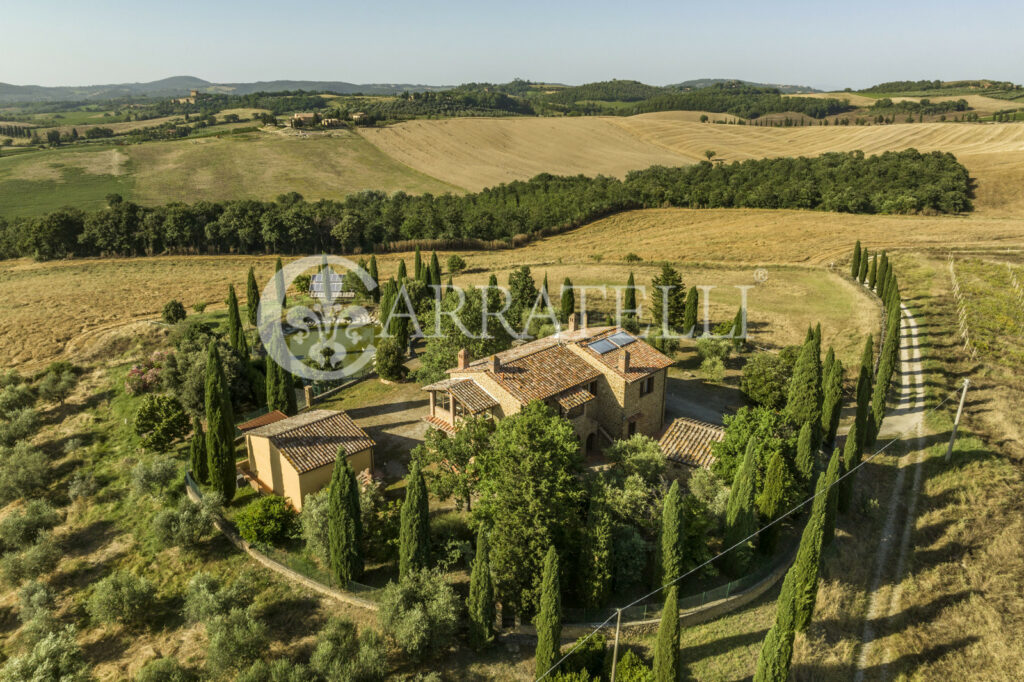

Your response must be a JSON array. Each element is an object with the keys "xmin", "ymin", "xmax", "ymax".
[
  {"xmin": 126, "ymin": 130, "xmax": 462, "ymax": 205},
  {"xmin": 360, "ymin": 116, "xmax": 1024, "ymax": 215}
]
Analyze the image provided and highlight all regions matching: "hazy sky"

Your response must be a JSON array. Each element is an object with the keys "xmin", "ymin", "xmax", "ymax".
[{"xmin": 6, "ymin": 0, "xmax": 1023, "ymax": 89}]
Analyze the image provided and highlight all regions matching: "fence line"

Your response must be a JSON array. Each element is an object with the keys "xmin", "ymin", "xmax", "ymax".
[{"xmin": 947, "ymin": 257, "xmax": 978, "ymax": 360}]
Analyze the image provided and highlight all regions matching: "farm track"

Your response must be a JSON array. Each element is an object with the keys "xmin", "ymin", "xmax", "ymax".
[{"xmin": 854, "ymin": 303, "xmax": 927, "ymax": 681}]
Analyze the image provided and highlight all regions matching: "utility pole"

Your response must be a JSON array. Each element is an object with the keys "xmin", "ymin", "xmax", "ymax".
[
  {"xmin": 945, "ymin": 378, "xmax": 970, "ymax": 462},
  {"xmin": 609, "ymin": 608, "xmax": 622, "ymax": 682}
]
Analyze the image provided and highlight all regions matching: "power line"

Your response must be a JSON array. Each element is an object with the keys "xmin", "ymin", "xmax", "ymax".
[{"xmin": 535, "ymin": 387, "xmax": 963, "ymax": 681}]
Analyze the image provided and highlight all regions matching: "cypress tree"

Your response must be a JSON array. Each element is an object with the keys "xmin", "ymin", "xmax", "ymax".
[
  {"xmin": 189, "ymin": 417, "xmax": 208, "ymax": 485},
  {"xmin": 264, "ymin": 355, "xmax": 278, "ymax": 413},
  {"xmin": 430, "ymin": 251, "xmax": 441, "ymax": 288},
  {"xmin": 867, "ymin": 254, "xmax": 878, "ymax": 289},
  {"xmin": 838, "ymin": 420, "xmax": 860, "ymax": 513},
  {"xmin": 754, "ymin": 569, "xmax": 797, "ymax": 682},
  {"xmin": 757, "ymin": 448, "xmax": 794, "ymax": 553},
  {"xmin": 850, "ymin": 241, "xmax": 861, "ymax": 279},
  {"xmin": 560, "ymin": 277, "xmax": 575, "ymax": 324},
  {"xmin": 682, "ymin": 285, "xmax": 699, "ymax": 337},
  {"xmin": 877, "ymin": 252, "xmax": 890, "ymax": 297},
  {"xmin": 794, "ymin": 420, "xmax": 815, "ymax": 485},
  {"xmin": 398, "ymin": 465, "xmax": 430, "ymax": 578},
  {"xmin": 534, "ymin": 547, "xmax": 562, "ymax": 677},
  {"xmin": 541, "ymin": 272, "xmax": 549, "ymax": 301},
  {"xmin": 854, "ymin": 336, "xmax": 873, "ymax": 453},
  {"xmin": 246, "ymin": 266, "xmax": 260, "ymax": 328},
  {"xmin": 413, "ymin": 246, "xmax": 422, "ymax": 281},
  {"xmin": 812, "ymin": 322, "xmax": 822, "ymax": 361},
  {"xmin": 397, "ymin": 258, "xmax": 407, "ymax": 282},
  {"xmin": 784, "ymin": 336, "xmax": 822, "ymax": 428},
  {"xmin": 731, "ymin": 305, "xmax": 746, "ymax": 347},
  {"xmin": 660, "ymin": 480, "xmax": 685, "ymax": 587},
  {"xmin": 724, "ymin": 440, "xmax": 757, "ymax": 576},
  {"xmin": 820, "ymin": 356, "xmax": 843, "ymax": 448},
  {"xmin": 624, "ymin": 273, "xmax": 637, "ymax": 316},
  {"xmin": 468, "ymin": 528, "xmax": 496, "ymax": 650},
  {"xmin": 274, "ymin": 256, "xmax": 285, "ymax": 306},
  {"xmin": 652, "ymin": 586, "xmax": 680, "ymax": 682},
  {"xmin": 204, "ymin": 343, "xmax": 237, "ymax": 504},
  {"xmin": 368, "ymin": 255, "xmax": 379, "ymax": 302},
  {"xmin": 227, "ymin": 285, "xmax": 248, "ymax": 358},
  {"xmin": 858, "ymin": 248, "xmax": 869, "ymax": 283},
  {"xmin": 793, "ymin": 466, "xmax": 831, "ymax": 631},
  {"xmin": 581, "ymin": 496, "xmax": 613, "ymax": 609},
  {"xmin": 328, "ymin": 454, "xmax": 363, "ymax": 585},
  {"xmin": 823, "ymin": 448, "xmax": 841, "ymax": 546}
]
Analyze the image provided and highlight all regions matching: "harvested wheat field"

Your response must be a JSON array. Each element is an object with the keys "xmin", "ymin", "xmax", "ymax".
[{"xmin": 361, "ymin": 115, "xmax": 1024, "ymax": 214}]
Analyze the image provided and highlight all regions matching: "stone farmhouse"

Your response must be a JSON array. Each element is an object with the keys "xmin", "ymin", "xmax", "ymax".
[{"xmin": 422, "ymin": 315, "xmax": 673, "ymax": 454}]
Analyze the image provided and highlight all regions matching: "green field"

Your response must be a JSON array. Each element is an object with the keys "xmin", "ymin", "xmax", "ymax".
[{"xmin": 0, "ymin": 130, "xmax": 463, "ymax": 217}]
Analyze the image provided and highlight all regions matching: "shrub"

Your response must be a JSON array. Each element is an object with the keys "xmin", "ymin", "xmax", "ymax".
[
  {"xmin": 359, "ymin": 476, "xmax": 401, "ymax": 563},
  {"xmin": 205, "ymin": 609, "xmax": 268, "ymax": 675},
  {"xmin": 445, "ymin": 254, "xmax": 467, "ymax": 274},
  {"xmin": 623, "ymin": 252, "xmax": 643, "ymax": 263},
  {"xmin": 701, "ymin": 356, "xmax": 725, "ymax": 383},
  {"xmin": 191, "ymin": 302, "xmax": 208, "ymax": 313},
  {"xmin": 688, "ymin": 468, "xmax": 729, "ymax": 520},
  {"xmin": 162, "ymin": 300, "xmax": 187, "ymax": 324},
  {"xmin": 131, "ymin": 458, "xmax": 178, "ymax": 497},
  {"xmin": 235, "ymin": 659, "xmax": 316, "ymax": 682},
  {"xmin": 696, "ymin": 336, "xmax": 731, "ymax": 361},
  {"xmin": 0, "ymin": 533, "xmax": 60, "ymax": 586},
  {"xmin": 134, "ymin": 394, "xmax": 190, "ymax": 452},
  {"xmin": 235, "ymin": 496, "xmax": 297, "ymax": 547},
  {"xmin": 151, "ymin": 497, "xmax": 215, "ymax": 551},
  {"xmin": 183, "ymin": 571, "xmax": 260, "ymax": 624},
  {"xmin": 0, "ymin": 443, "xmax": 48, "ymax": 503},
  {"xmin": 379, "ymin": 568, "xmax": 459, "ymax": 660},
  {"xmin": 36, "ymin": 363, "xmax": 76, "ymax": 405},
  {"xmin": 300, "ymin": 488, "xmax": 329, "ymax": 564},
  {"xmin": 125, "ymin": 350, "xmax": 173, "ymax": 396},
  {"xmin": 0, "ymin": 383, "xmax": 34, "ymax": 415},
  {"xmin": 374, "ymin": 337, "xmax": 405, "ymax": 381},
  {"xmin": 0, "ymin": 407, "xmax": 40, "ymax": 447},
  {"xmin": 645, "ymin": 328, "xmax": 678, "ymax": 355},
  {"xmin": 614, "ymin": 649, "xmax": 653, "ymax": 682},
  {"xmin": 69, "ymin": 470, "xmax": 99, "ymax": 501},
  {"xmin": 562, "ymin": 633, "xmax": 607, "ymax": 678},
  {"xmin": 136, "ymin": 657, "xmax": 196, "ymax": 682},
  {"xmin": 309, "ymin": 616, "xmax": 387, "ymax": 681},
  {"xmin": 740, "ymin": 347, "xmax": 799, "ymax": 409},
  {"xmin": 17, "ymin": 580, "xmax": 57, "ymax": 643},
  {"xmin": 0, "ymin": 625, "xmax": 89, "ymax": 682},
  {"xmin": 86, "ymin": 571, "xmax": 155, "ymax": 625},
  {"xmin": 0, "ymin": 499, "xmax": 60, "ymax": 550}
]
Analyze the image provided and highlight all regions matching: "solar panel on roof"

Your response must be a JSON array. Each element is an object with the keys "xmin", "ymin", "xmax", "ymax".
[
  {"xmin": 608, "ymin": 331, "xmax": 636, "ymax": 347},
  {"xmin": 589, "ymin": 339, "xmax": 618, "ymax": 354}
]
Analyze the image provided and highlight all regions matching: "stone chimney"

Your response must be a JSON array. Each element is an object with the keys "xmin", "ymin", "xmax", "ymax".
[
  {"xmin": 619, "ymin": 349, "xmax": 631, "ymax": 374},
  {"xmin": 457, "ymin": 348, "xmax": 469, "ymax": 370},
  {"xmin": 490, "ymin": 355, "xmax": 500, "ymax": 373},
  {"xmin": 568, "ymin": 313, "xmax": 579, "ymax": 332}
]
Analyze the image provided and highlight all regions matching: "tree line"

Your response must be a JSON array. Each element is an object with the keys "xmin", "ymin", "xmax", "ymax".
[
  {"xmin": 0, "ymin": 150, "xmax": 972, "ymax": 261},
  {"xmin": 630, "ymin": 83, "xmax": 853, "ymax": 119}
]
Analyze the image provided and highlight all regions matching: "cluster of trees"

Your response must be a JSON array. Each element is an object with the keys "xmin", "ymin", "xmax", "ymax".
[
  {"xmin": 631, "ymin": 83, "xmax": 853, "ymax": 119},
  {"xmin": 0, "ymin": 124, "xmax": 33, "ymax": 138},
  {"xmin": 150, "ymin": 90, "xmax": 332, "ymax": 118},
  {"xmin": 869, "ymin": 97, "xmax": 969, "ymax": 115},
  {"xmin": 0, "ymin": 150, "xmax": 972, "ymax": 261},
  {"xmin": 544, "ymin": 79, "xmax": 670, "ymax": 104}
]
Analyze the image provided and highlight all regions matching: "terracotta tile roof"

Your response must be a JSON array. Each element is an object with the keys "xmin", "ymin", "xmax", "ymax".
[
  {"xmin": 422, "ymin": 378, "xmax": 498, "ymax": 414},
  {"xmin": 237, "ymin": 410, "xmax": 288, "ymax": 433},
  {"xmin": 247, "ymin": 410, "xmax": 374, "ymax": 474},
  {"xmin": 556, "ymin": 385, "xmax": 596, "ymax": 411},
  {"xmin": 577, "ymin": 328, "xmax": 675, "ymax": 382},
  {"xmin": 658, "ymin": 417, "xmax": 724, "ymax": 469},
  {"xmin": 458, "ymin": 343, "xmax": 601, "ymax": 404},
  {"xmin": 422, "ymin": 414, "xmax": 457, "ymax": 434}
]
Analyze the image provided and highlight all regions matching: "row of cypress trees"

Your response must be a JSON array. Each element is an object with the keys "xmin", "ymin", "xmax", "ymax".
[{"xmin": 752, "ymin": 242, "xmax": 904, "ymax": 678}]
